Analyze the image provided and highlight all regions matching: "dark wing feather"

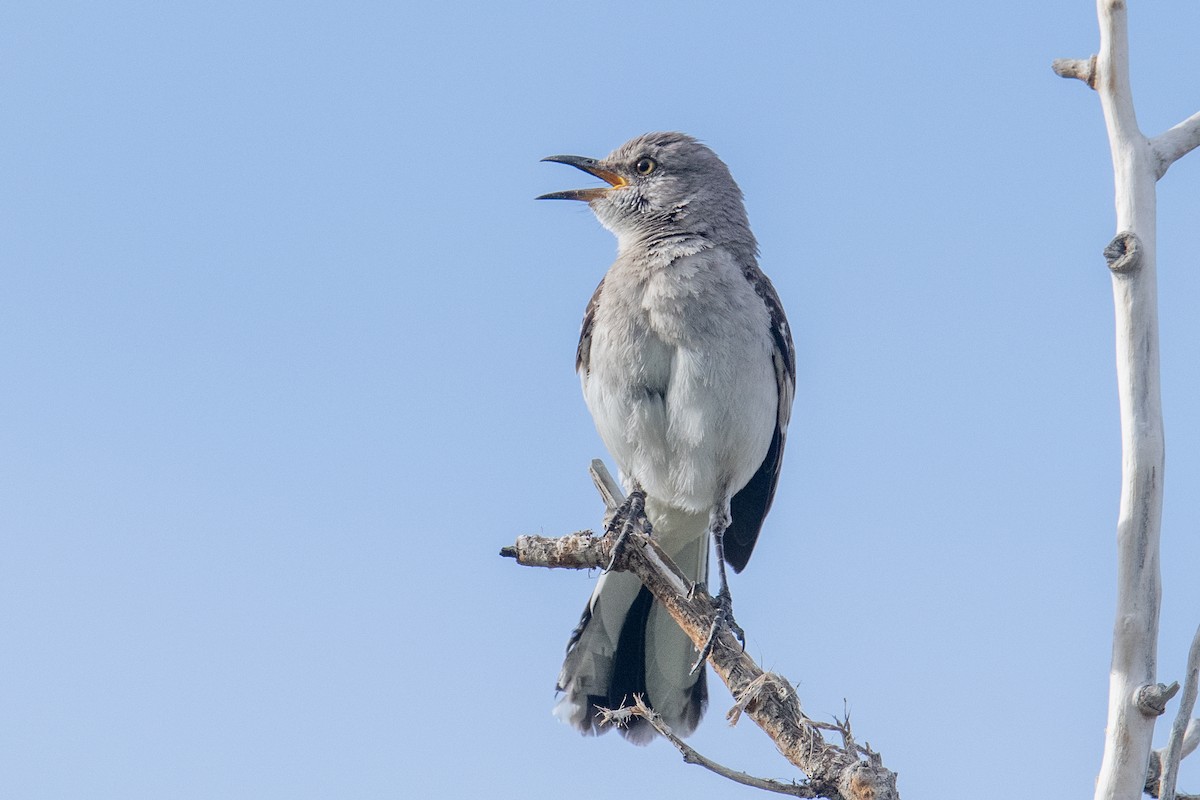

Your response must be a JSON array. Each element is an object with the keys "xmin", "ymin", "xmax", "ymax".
[
  {"xmin": 576, "ymin": 277, "xmax": 605, "ymax": 374},
  {"xmin": 723, "ymin": 267, "xmax": 795, "ymax": 573}
]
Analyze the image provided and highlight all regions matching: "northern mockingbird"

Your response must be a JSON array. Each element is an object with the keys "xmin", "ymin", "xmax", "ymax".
[{"xmin": 538, "ymin": 132, "xmax": 795, "ymax": 743}]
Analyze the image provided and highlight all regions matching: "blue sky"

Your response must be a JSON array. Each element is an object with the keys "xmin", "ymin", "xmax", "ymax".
[{"xmin": 3, "ymin": 1, "xmax": 1199, "ymax": 798}]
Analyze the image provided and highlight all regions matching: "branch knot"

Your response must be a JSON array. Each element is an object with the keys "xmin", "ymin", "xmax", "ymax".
[
  {"xmin": 1137, "ymin": 681, "xmax": 1180, "ymax": 717},
  {"xmin": 1104, "ymin": 231, "xmax": 1143, "ymax": 274}
]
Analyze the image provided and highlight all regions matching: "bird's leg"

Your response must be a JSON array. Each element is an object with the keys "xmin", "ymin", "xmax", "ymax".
[
  {"xmin": 690, "ymin": 505, "xmax": 743, "ymax": 674},
  {"xmin": 605, "ymin": 483, "xmax": 651, "ymax": 571},
  {"xmin": 711, "ymin": 526, "xmax": 744, "ymax": 644}
]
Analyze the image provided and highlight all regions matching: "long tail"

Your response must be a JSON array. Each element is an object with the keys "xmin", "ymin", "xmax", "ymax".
[{"xmin": 553, "ymin": 504, "xmax": 709, "ymax": 744}]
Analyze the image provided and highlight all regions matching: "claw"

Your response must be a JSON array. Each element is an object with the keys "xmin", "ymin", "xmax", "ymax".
[
  {"xmin": 689, "ymin": 587, "xmax": 744, "ymax": 675},
  {"xmin": 690, "ymin": 624, "xmax": 718, "ymax": 675},
  {"xmin": 716, "ymin": 587, "xmax": 745, "ymax": 648},
  {"xmin": 605, "ymin": 489, "xmax": 650, "ymax": 571}
]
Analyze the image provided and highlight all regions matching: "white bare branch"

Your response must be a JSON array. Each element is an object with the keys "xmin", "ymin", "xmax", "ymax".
[
  {"xmin": 1159, "ymin": 626, "xmax": 1200, "ymax": 800},
  {"xmin": 1056, "ymin": 1, "xmax": 1175, "ymax": 798},
  {"xmin": 1184, "ymin": 718, "xmax": 1200, "ymax": 762},
  {"xmin": 1150, "ymin": 112, "xmax": 1200, "ymax": 180}
]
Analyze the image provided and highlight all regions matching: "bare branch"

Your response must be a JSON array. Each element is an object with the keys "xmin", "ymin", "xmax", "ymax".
[
  {"xmin": 1184, "ymin": 718, "xmax": 1200, "ymax": 762},
  {"xmin": 1159, "ymin": 625, "xmax": 1200, "ymax": 800},
  {"xmin": 599, "ymin": 698, "xmax": 818, "ymax": 798},
  {"xmin": 499, "ymin": 530, "xmax": 611, "ymax": 569},
  {"xmin": 1146, "ymin": 747, "xmax": 1200, "ymax": 800},
  {"xmin": 1052, "ymin": 4, "xmax": 1169, "ymax": 799},
  {"xmin": 588, "ymin": 459, "xmax": 624, "ymax": 527},
  {"xmin": 1052, "ymin": 55, "xmax": 1098, "ymax": 88},
  {"xmin": 1150, "ymin": 112, "xmax": 1200, "ymax": 180},
  {"xmin": 504, "ymin": 517, "xmax": 899, "ymax": 800}
]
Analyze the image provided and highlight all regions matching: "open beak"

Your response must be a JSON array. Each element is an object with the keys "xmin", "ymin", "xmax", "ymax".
[{"xmin": 537, "ymin": 155, "xmax": 628, "ymax": 201}]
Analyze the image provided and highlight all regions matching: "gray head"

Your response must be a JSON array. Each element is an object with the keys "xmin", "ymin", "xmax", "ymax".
[{"xmin": 539, "ymin": 132, "xmax": 755, "ymax": 255}]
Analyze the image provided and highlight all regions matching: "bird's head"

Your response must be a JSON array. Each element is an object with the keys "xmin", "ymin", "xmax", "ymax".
[{"xmin": 539, "ymin": 132, "xmax": 753, "ymax": 253}]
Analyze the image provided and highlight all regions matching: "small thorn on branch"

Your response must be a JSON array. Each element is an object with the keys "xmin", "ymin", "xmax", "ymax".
[
  {"xmin": 1137, "ymin": 681, "xmax": 1180, "ymax": 717},
  {"xmin": 837, "ymin": 707, "xmax": 859, "ymax": 763},
  {"xmin": 1104, "ymin": 231, "xmax": 1143, "ymax": 274},
  {"xmin": 1052, "ymin": 54, "xmax": 1098, "ymax": 89}
]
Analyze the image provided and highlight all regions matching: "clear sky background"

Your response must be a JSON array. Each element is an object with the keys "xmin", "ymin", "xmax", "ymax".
[{"xmin": 3, "ymin": 2, "xmax": 1199, "ymax": 798}]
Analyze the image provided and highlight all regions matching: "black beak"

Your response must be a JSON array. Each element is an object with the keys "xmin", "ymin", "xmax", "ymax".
[{"xmin": 537, "ymin": 155, "xmax": 628, "ymax": 201}]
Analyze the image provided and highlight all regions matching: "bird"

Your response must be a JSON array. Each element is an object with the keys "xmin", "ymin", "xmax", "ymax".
[{"xmin": 538, "ymin": 132, "xmax": 795, "ymax": 743}]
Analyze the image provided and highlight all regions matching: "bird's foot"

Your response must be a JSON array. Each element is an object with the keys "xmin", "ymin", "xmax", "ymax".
[
  {"xmin": 689, "ymin": 586, "xmax": 744, "ymax": 675},
  {"xmin": 605, "ymin": 489, "xmax": 651, "ymax": 571}
]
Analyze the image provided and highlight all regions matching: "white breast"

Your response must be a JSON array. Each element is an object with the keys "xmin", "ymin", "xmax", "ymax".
[{"xmin": 581, "ymin": 247, "xmax": 777, "ymax": 513}]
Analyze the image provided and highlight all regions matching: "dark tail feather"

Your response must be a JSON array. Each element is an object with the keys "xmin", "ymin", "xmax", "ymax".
[
  {"xmin": 555, "ymin": 508, "xmax": 710, "ymax": 742},
  {"xmin": 557, "ymin": 584, "xmax": 707, "ymax": 744},
  {"xmin": 604, "ymin": 585, "xmax": 705, "ymax": 743}
]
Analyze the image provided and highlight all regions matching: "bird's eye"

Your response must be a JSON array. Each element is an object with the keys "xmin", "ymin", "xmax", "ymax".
[{"xmin": 635, "ymin": 157, "xmax": 657, "ymax": 175}]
